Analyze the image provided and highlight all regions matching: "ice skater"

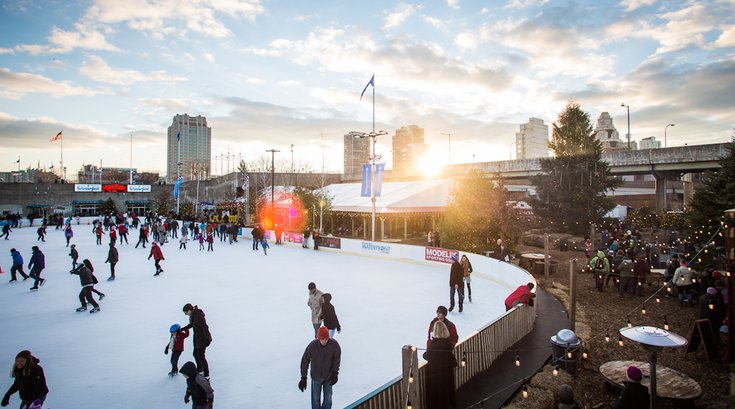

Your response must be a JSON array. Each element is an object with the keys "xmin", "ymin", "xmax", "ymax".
[
  {"xmin": 320, "ymin": 293, "xmax": 341, "ymax": 337},
  {"xmin": 261, "ymin": 238, "xmax": 269, "ymax": 255},
  {"xmin": 179, "ymin": 234, "xmax": 188, "ymax": 250},
  {"xmin": 181, "ymin": 303, "xmax": 213, "ymax": 378},
  {"xmin": 70, "ymin": 259, "xmax": 101, "ymax": 313},
  {"xmin": 95, "ymin": 225, "xmax": 105, "ymax": 245},
  {"xmin": 196, "ymin": 233, "xmax": 205, "ymax": 251},
  {"xmin": 1, "ymin": 350, "xmax": 48, "ymax": 409},
  {"xmin": 149, "ymin": 242, "xmax": 165, "ymax": 276},
  {"xmin": 1, "ymin": 223, "xmax": 11, "ymax": 240},
  {"xmin": 36, "ymin": 226, "xmax": 46, "ymax": 242},
  {"xmin": 180, "ymin": 361, "xmax": 214, "ymax": 408},
  {"xmin": 68, "ymin": 244, "xmax": 79, "ymax": 271},
  {"xmin": 164, "ymin": 324, "xmax": 189, "ymax": 376},
  {"xmin": 63, "ymin": 225, "xmax": 73, "ymax": 247},
  {"xmin": 105, "ymin": 243, "xmax": 119, "ymax": 281},
  {"xmin": 28, "ymin": 246, "xmax": 46, "ymax": 290},
  {"xmin": 9, "ymin": 249, "xmax": 29, "ymax": 282},
  {"xmin": 206, "ymin": 234, "xmax": 214, "ymax": 252}
]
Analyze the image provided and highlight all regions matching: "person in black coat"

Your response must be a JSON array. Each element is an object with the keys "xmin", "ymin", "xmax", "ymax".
[
  {"xmin": 1, "ymin": 350, "xmax": 48, "ymax": 408},
  {"xmin": 28, "ymin": 246, "xmax": 45, "ymax": 290},
  {"xmin": 423, "ymin": 320, "xmax": 456, "ymax": 409},
  {"xmin": 448, "ymin": 254, "xmax": 464, "ymax": 312},
  {"xmin": 71, "ymin": 260, "xmax": 101, "ymax": 313},
  {"xmin": 612, "ymin": 365, "xmax": 649, "ymax": 409},
  {"xmin": 180, "ymin": 361, "xmax": 214, "ymax": 408},
  {"xmin": 105, "ymin": 243, "xmax": 119, "ymax": 281},
  {"xmin": 182, "ymin": 304, "xmax": 213, "ymax": 378},
  {"xmin": 319, "ymin": 293, "xmax": 341, "ymax": 337}
]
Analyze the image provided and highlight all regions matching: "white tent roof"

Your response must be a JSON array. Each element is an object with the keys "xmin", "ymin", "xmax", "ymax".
[{"xmin": 325, "ymin": 179, "xmax": 456, "ymax": 214}]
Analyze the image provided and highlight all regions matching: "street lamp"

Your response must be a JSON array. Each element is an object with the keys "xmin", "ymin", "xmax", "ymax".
[
  {"xmin": 441, "ymin": 132, "xmax": 451, "ymax": 165},
  {"xmin": 266, "ymin": 149, "xmax": 280, "ymax": 228},
  {"xmin": 355, "ymin": 130, "xmax": 388, "ymax": 242},
  {"xmin": 664, "ymin": 123, "xmax": 675, "ymax": 148},
  {"xmin": 621, "ymin": 103, "xmax": 631, "ymax": 149}
]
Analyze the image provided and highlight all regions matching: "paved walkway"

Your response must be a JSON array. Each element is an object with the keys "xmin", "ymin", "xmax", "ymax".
[{"xmin": 456, "ymin": 288, "xmax": 570, "ymax": 408}]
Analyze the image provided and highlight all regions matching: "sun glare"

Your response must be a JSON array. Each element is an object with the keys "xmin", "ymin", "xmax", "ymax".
[{"xmin": 417, "ymin": 152, "xmax": 444, "ymax": 178}]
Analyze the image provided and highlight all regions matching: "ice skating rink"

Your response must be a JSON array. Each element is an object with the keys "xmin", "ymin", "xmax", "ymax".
[{"xmin": 0, "ymin": 224, "xmax": 518, "ymax": 408}]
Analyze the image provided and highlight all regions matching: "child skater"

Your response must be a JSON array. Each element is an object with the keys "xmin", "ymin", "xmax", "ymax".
[
  {"xmin": 197, "ymin": 233, "xmax": 205, "ymax": 251},
  {"xmin": 68, "ymin": 244, "xmax": 79, "ymax": 271},
  {"xmin": 180, "ymin": 361, "xmax": 214, "ymax": 407},
  {"xmin": 179, "ymin": 234, "xmax": 188, "ymax": 250},
  {"xmin": 164, "ymin": 324, "xmax": 190, "ymax": 376},
  {"xmin": 261, "ymin": 238, "xmax": 270, "ymax": 255}
]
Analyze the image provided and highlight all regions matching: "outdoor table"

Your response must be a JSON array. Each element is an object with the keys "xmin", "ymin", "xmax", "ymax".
[
  {"xmin": 519, "ymin": 253, "xmax": 547, "ymax": 271},
  {"xmin": 600, "ymin": 360, "xmax": 702, "ymax": 402}
]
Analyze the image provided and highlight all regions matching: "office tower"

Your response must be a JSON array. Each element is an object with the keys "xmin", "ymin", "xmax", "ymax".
[
  {"xmin": 343, "ymin": 131, "xmax": 371, "ymax": 178},
  {"xmin": 392, "ymin": 125, "xmax": 427, "ymax": 177},
  {"xmin": 639, "ymin": 136, "xmax": 662, "ymax": 150},
  {"xmin": 515, "ymin": 118, "xmax": 549, "ymax": 159},
  {"xmin": 167, "ymin": 114, "xmax": 212, "ymax": 183}
]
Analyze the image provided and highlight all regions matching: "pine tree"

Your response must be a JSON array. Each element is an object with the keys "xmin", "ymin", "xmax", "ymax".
[
  {"xmin": 440, "ymin": 171, "xmax": 520, "ymax": 253},
  {"xmin": 687, "ymin": 135, "xmax": 735, "ymax": 258},
  {"xmin": 529, "ymin": 101, "xmax": 622, "ymax": 235}
]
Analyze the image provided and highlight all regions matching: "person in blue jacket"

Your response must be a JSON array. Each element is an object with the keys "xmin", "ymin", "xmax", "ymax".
[{"xmin": 9, "ymin": 249, "xmax": 29, "ymax": 282}]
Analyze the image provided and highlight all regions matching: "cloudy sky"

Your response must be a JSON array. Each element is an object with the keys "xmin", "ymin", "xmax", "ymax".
[{"xmin": 1, "ymin": 0, "xmax": 733, "ymax": 178}]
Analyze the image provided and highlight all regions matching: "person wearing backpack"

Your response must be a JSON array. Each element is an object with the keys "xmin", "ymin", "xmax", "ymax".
[{"xmin": 589, "ymin": 250, "xmax": 609, "ymax": 292}]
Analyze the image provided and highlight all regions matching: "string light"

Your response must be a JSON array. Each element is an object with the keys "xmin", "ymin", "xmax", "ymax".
[
  {"xmin": 618, "ymin": 337, "xmax": 624, "ymax": 347},
  {"xmin": 522, "ymin": 385, "xmax": 528, "ymax": 398},
  {"xmin": 461, "ymin": 352, "xmax": 467, "ymax": 368},
  {"xmin": 627, "ymin": 320, "xmax": 632, "ymax": 328},
  {"xmin": 641, "ymin": 307, "xmax": 646, "ymax": 315},
  {"xmin": 407, "ymin": 400, "xmax": 412, "ymax": 409},
  {"xmin": 709, "ymin": 303, "xmax": 714, "ymax": 311},
  {"xmin": 582, "ymin": 349, "xmax": 588, "ymax": 360},
  {"xmin": 605, "ymin": 334, "xmax": 610, "ymax": 342},
  {"xmin": 553, "ymin": 366, "xmax": 559, "ymax": 376},
  {"xmin": 656, "ymin": 297, "xmax": 660, "ymax": 303},
  {"xmin": 567, "ymin": 351, "xmax": 573, "ymax": 359},
  {"xmin": 515, "ymin": 355, "xmax": 521, "ymax": 367},
  {"xmin": 408, "ymin": 370, "xmax": 414, "ymax": 384},
  {"xmin": 664, "ymin": 317, "xmax": 670, "ymax": 331}
]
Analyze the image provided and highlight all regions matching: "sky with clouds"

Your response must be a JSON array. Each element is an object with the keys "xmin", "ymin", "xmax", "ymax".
[{"xmin": 0, "ymin": 0, "xmax": 733, "ymax": 178}]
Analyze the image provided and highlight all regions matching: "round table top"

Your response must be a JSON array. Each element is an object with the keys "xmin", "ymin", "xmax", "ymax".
[
  {"xmin": 599, "ymin": 360, "xmax": 702, "ymax": 400},
  {"xmin": 520, "ymin": 253, "xmax": 547, "ymax": 260}
]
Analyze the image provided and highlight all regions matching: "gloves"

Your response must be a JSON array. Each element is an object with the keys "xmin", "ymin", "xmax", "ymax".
[
  {"xmin": 298, "ymin": 377, "xmax": 307, "ymax": 392},
  {"xmin": 337, "ymin": 326, "xmax": 341, "ymax": 333},
  {"xmin": 1, "ymin": 394, "xmax": 9, "ymax": 407},
  {"xmin": 184, "ymin": 392, "xmax": 190, "ymax": 404},
  {"xmin": 206, "ymin": 399, "xmax": 214, "ymax": 409},
  {"xmin": 330, "ymin": 372, "xmax": 339, "ymax": 385},
  {"xmin": 164, "ymin": 346, "xmax": 169, "ymax": 355}
]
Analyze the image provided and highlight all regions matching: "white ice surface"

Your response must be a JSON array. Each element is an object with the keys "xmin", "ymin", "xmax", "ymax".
[{"xmin": 0, "ymin": 223, "xmax": 514, "ymax": 408}]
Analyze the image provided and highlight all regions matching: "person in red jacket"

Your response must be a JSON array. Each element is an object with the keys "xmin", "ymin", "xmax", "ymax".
[
  {"xmin": 427, "ymin": 305, "xmax": 459, "ymax": 348},
  {"xmin": 504, "ymin": 282, "xmax": 536, "ymax": 311},
  {"xmin": 165, "ymin": 324, "xmax": 190, "ymax": 376},
  {"xmin": 148, "ymin": 241, "xmax": 165, "ymax": 276}
]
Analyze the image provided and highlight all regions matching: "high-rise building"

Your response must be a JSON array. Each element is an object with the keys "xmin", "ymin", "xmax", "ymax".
[
  {"xmin": 343, "ymin": 131, "xmax": 371, "ymax": 178},
  {"xmin": 594, "ymin": 112, "xmax": 636, "ymax": 151},
  {"xmin": 515, "ymin": 118, "xmax": 549, "ymax": 159},
  {"xmin": 167, "ymin": 114, "xmax": 212, "ymax": 183},
  {"xmin": 639, "ymin": 136, "xmax": 662, "ymax": 150},
  {"xmin": 392, "ymin": 125, "xmax": 427, "ymax": 177}
]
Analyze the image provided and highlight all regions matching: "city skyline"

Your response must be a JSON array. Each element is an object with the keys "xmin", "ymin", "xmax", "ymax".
[{"xmin": 1, "ymin": 0, "xmax": 733, "ymax": 176}]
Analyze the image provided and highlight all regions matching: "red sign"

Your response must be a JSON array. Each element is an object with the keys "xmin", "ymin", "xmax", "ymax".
[
  {"xmin": 425, "ymin": 247, "xmax": 459, "ymax": 264},
  {"xmin": 102, "ymin": 184, "xmax": 127, "ymax": 193}
]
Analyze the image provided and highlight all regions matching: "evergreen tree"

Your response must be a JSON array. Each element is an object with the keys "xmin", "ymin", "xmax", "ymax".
[
  {"xmin": 529, "ymin": 101, "xmax": 622, "ymax": 235},
  {"xmin": 687, "ymin": 135, "xmax": 735, "ymax": 260},
  {"xmin": 440, "ymin": 171, "xmax": 520, "ymax": 253},
  {"xmin": 101, "ymin": 198, "xmax": 117, "ymax": 214}
]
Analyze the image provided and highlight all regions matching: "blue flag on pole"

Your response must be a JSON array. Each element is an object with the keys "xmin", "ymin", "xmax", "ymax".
[
  {"xmin": 359, "ymin": 74, "xmax": 374, "ymax": 101},
  {"xmin": 374, "ymin": 163, "xmax": 385, "ymax": 197},
  {"xmin": 173, "ymin": 177, "xmax": 182, "ymax": 198},
  {"xmin": 360, "ymin": 164, "xmax": 371, "ymax": 197},
  {"xmin": 176, "ymin": 131, "xmax": 181, "ymax": 141}
]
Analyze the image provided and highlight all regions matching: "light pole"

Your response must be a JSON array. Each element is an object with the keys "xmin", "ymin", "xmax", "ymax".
[
  {"xmin": 621, "ymin": 103, "xmax": 631, "ymax": 149},
  {"xmin": 442, "ymin": 132, "xmax": 451, "ymax": 164},
  {"xmin": 510, "ymin": 141, "xmax": 517, "ymax": 160},
  {"xmin": 664, "ymin": 123, "xmax": 675, "ymax": 148},
  {"xmin": 266, "ymin": 149, "xmax": 280, "ymax": 227},
  {"xmin": 319, "ymin": 199, "xmax": 324, "ymax": 231},
  {"xmin": 355, "ymin": 130, "xmax": 387, "ymax": 242}
]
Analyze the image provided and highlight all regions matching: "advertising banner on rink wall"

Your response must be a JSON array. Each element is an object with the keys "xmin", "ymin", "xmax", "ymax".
[
  {"xmin": 425, "ymin": 247, "xmax": 459, "ymax": 263},
  {"xmin": 74, "ymin": 184, "xmax": 102, "ymax": 192}
]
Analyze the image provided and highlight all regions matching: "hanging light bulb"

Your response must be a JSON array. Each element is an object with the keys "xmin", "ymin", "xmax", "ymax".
[
  {"xmin": 605, "ymin": 334, "xmax": 610, "ymax": 342},
  {"xmin": 618, "ymin": 337, "xmax": 624, "ymax": 347},
  {"xmin": 582, "ymin": 349, "xmax": 588, "ymax": 359},
  {"xmin": 411, "ymin": 346, "xmax": 417, "ymax": 352},
  {"xmin": 522, "ymin": 385, "xmax": 529, "ymax": 398},
  {"xmin": 407, "ymin": 399, "xmax": 413, "ymax": 409},
  {"xmin": 461, "ymin": 352, "xmax": 467, "ymax": 367},
  {"xmin": 515, "ymin": 355, "xmax": 520, "ymax": 367},
  {"xmin": 656, "ymin": 296, "xmax": 661, "ymax": 303},
  {"xmin": 567, "ymin": 351, "xmax": 573, "ymax": 359},
  {"xmin": 409, "ymin": 370, "xmax": 414, "ymax": 384},
  {"xmin": 627, "ymin": 320, "xmax": 632, "ymax": 328},
  {"xmin": 709, "ymin": 303, "xmax": 714, "ymax": 311},
  {"xmin": 641, "ymin": 307, "xmax": 646, "ymax": 315},
  {"xmin": 664, "ymin": 318, "xmax": 670, "ymax": 331},
  {"xmin": 553, "ymin": 366, "xmax": 559, "ymax": 376}
]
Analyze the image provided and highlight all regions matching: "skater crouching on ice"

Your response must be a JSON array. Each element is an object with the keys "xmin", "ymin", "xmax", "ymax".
[
  {"xmin": 165, "ymin": 324, "xmax": 189, "ymax": 376},
  {"xmin": 71, "ymin": 259, "xmax": 102, "ymax": 313},
  {"xmin": 1, "ymin": 350, "xmax": 48, "ymax": 409},
  {"xmin": 180, "ymin": 361, "xmax": 214, "ymax": 409},
  {"xmin": 148, "ymin": 242, "xmax": 165, "ymax": 276}
]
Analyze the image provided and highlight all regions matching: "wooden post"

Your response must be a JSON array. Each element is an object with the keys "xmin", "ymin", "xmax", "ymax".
[
  {"xmin": 402, "ymin": 345, "xmax": 421, "ymax": 409},
  {"xmin": 404, "ymin": 216, "xmax": 408, "ymax": 240},
  {"xmin": 570, "ymin": 258, "xmax": 577, "ymax": 331},
  {"xmin": 590, "ymin": 223, "xmax": 597, "ymax": 254},
  {"xmin": 544, "ymin": 233, "xmax": 550, "ymax": 281}
]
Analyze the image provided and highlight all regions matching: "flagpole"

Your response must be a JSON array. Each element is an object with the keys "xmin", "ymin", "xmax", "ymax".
[
  {"xmin": 129, "ymin": 132, "xmax": 133, "ymax": 184},
  {"xmin": 370, "ymin": 77, "xmax": 376, "ymax": 242},
  {"xmin": 60, "ymin": 130, "xmax": 64, "ymax": 181}
]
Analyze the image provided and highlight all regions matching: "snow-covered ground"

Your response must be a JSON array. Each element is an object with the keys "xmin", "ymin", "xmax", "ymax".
[{"xmin": 0, "ymin": 223, "xmax": 514, "ymax": 408}]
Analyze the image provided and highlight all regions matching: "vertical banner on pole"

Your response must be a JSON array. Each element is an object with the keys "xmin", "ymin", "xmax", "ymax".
[
  {"xmin": 374, "ymin": 163, "xmax": 385, "ymax": 197},
  {"xmin": 360, "ymin": 164, "xmax": 372, "ymax": 197},
  {"xmin": 173, "ymin": 177, "xmax": 182, "ymax": 199}
]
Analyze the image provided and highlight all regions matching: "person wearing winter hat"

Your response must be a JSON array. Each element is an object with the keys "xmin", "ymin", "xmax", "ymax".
[
  {"xmin": 299, "ymin": 326, "xmax": 341, "ymax": 409},
  {"xmin": 9, "ymin": 248, "xmax": 29, "ymax": 282},
  {"xmin": 1, "ymin": 350, "xmax": 48, "ymax": 408},
  {"xmin": 556, "ymin": 384, "xmax": 580, "ymax": 409},
  {"xmin": 448, "ymin": 253, "xmax": 464, "ymax": 312},
  {"xmin": 427, "ymin": 306, "xmax": 458, "ymax": 349},
  {"xmin": 148, "ymin": 241, "xmax": 165, "ymax": 276},
  {"xmin": 319, "ymin": 293, "xmax": 341, "ymax": 337},
  {"xmin": 180, "ymin": 361, "xmax": 214, "ymax": 409},
  {"xmin": 307, "ymin": 282, "xmax": 324, "ymax": 337},
  {"xmin": 68, "ymin": 243, "xmax": 79, "ymax": 271},
  {"xmin": 27, "ymin": 246, "xmax": 46, "ymax": 290},
  {"xmin": 699, "ymin": 287, "xmax": 726, "ymax": 344},
  {"xmin": 181, "ymin": 304, "xmax": 213, "ymax": 378},
  {"xmin": 612, "ymin": 365, "xmax": 649, "ymax": 409}
]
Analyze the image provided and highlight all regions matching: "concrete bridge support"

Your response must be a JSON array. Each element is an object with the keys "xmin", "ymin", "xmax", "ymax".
[{"xmin": 654, "ymin": 171, "xmax": 682, "ymax": 212}]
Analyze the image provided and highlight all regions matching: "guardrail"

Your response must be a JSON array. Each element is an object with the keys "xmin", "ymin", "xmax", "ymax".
[{"xmin": 346, "ymin": 275, "xmax": 536, "ymax": 408}]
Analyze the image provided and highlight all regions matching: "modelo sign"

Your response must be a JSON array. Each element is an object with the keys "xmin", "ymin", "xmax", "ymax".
[
  {"xmin": 74, "ymin": 184, "xmax": 102, "ymax": 192},
  {"xmin": 127, "ymin": 185, "xmax": 152, "ymax": 193},
  {"xmin": 425, "ymin": 247, "xmax": 459, "ymax": 263}
]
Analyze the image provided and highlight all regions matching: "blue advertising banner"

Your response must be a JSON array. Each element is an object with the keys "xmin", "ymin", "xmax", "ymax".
[
  {"xmin": 374, "ymin": 163, "xmax": 385, "ymax": 197},
  {"xmin": 360, "ymin": 164, "xmax": 371, "ymax": 197},
  {"xmin": 173, "ymin": 178, "xmax": 182, "ymax": 198}
]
